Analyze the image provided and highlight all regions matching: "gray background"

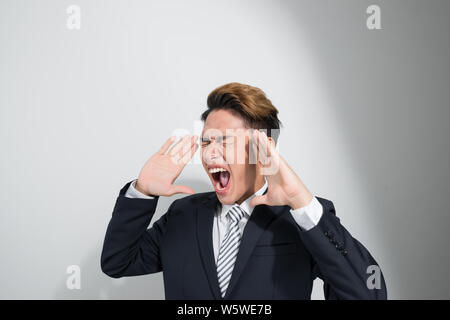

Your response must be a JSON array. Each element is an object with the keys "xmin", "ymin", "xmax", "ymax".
[{"xmin": 1, "ymin": 0, "xmax": 449, "ymax": 299}]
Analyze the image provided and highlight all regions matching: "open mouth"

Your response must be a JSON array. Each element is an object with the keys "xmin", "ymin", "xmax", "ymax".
[{"xmin": 209, "ymin": 167, "xmax": 231, "ymax": 194}]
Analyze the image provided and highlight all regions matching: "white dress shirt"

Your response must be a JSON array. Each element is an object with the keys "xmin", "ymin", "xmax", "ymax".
[{"xmin": 125, "ymin": 179, "xmax": 323, "ymax": 263}]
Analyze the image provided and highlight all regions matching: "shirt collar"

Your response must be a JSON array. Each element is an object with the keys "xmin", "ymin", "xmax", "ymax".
[{"xmin": 219, "ymin": 179, "xmax": 268, "ymax": 218}]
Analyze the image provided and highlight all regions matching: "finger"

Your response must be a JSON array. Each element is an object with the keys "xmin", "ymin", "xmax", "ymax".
[
  {"xmin": 260, "ymin": 132, "xmax": 278, "ymax": 163},
  {"xmin": 179, "ymin": 135, "xmax": 198, "ymax": 159},
  {"xmin": 249, "ymin": 132, "xmax": 259, "ymax": 165},
  {"xmin": 262, "ymin": 131, "xmax": 278, "ymax": 157},
  {"xmin": 254, "ymin": 130, "xmax": 270, "ymax": 165},
  {"xmin": 259, "ymin": 131, "xmax": 272, "ymax": 157},
  {"xmin": 252, "ymin": 130, "xmax": 267, "ymax": 157},
  {"xmin": 168, "ymin": 185, "xmax": 195, "ymax": 195},
  {"xmin": 249, "ymin": 195, "xmax": 268, "ymax": 207},
  {"xmin": 171, "ymin": 136, "xmax": 197, "ymax": 165},
  {"xmin": 158, "ymin": 136, "xmax": 176, "ymax": 155},
  {"xmin": 251, "ymin": 129, "xmax": 262, "ymax": 152},
  {"xmin": 267, "ymin": 137, "xmax": 277, "ymax": 157},
  {"xmin": 179, "ymin": 141, "xmax": 199, "ymax": 165},
  {"xmin": 169, "ymin": 134, "xmax": 191, "ymax": 157},
  {"xmin": 250, "ymin": 130, "xmax": 263, "ymax": 164}
]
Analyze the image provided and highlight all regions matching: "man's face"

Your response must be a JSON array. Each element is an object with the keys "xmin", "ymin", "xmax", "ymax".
[{"xmin": 201, "ymin": 109, "xmax": 261, "ymax": 205}]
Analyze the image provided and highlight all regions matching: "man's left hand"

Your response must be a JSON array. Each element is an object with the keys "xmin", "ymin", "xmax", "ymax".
[{"xmin": 249, "ymin": 130, "xmax": 313, "ymax": 210}]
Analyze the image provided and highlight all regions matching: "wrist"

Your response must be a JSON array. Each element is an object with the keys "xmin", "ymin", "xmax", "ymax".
[
  {"xmin": 135, "ymin": 180, "xmax": 151, "ymax": 196},
  {"xmin": 288, "ymin": 192, "xmax": 313, "ymax": 210}
]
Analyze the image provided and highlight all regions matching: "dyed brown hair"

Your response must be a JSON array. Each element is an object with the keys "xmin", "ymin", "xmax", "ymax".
[{"xmin": 200, "ymin": 82, "xmax": 282, "ymax": 143}]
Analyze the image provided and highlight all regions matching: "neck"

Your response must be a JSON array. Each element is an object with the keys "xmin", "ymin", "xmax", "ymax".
[{"xmin": 235, "ymin": 174, "xmax": 265, "ymax": 205}]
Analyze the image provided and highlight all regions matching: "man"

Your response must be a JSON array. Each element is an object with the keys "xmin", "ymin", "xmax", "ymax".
[{"xmin": 101, "ymin": 82, "xmax": 387, "ymax": 299}]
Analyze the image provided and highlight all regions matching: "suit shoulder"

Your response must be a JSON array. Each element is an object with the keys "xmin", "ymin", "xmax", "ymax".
[
  {"xmin": 170, "ymin": 191, "xmax": 216, "ymax": 209},
  {"xmin": 315, "ymin": 196, "xmax": 336, "ymax": 214}
]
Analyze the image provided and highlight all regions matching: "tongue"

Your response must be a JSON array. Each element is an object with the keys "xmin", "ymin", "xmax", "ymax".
[{"xmin": 219, "ymin": 171, "xmax": 230, "ymax": 188}]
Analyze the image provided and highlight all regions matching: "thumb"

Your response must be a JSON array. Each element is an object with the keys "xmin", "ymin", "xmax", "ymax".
[
  {"xmin": 250, "ymin": 195, "xmax": 268, "ymax": 207},
  {"xmin": 168, "ymin": 185, "xmax": 195, "ymax": 196}
]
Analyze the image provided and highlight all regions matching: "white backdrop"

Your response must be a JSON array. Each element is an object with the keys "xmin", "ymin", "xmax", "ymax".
[{"xmin": 1, "ymin": 0, "xmax": 449, "ymax": 299}]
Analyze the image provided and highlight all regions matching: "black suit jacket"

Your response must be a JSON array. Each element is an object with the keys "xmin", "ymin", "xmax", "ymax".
[{"xmin": 101, "ymin": 181, "xmax": 387, "ymax": 299}]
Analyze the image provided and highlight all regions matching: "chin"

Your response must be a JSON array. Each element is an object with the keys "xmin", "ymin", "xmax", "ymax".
[{"xmin": 216, "ymin": 192, "xmax": 236, "ymax": 205}]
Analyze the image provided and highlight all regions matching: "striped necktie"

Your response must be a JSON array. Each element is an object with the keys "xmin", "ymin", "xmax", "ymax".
[{"xmin": 216, "ymin": 205, "xmax": 246, "ymax": 298}]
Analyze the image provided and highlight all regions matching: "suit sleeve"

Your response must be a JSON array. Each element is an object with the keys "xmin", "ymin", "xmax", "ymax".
[
  {"xmin": 100, "ymin": 181, "xmax": 174, "ymax": 278},
  {"xmin": 298, "ymin": 197, "xmax": 388, "ymax": 300}
]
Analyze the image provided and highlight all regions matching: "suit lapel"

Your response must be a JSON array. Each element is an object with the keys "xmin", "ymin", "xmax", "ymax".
[
  {"xmin": 196, "ymin": 188, "xmax": 286, "ymax": 300},
  {"xmin": 224, "ymin": 187, "xmax": 286, "ymax": 299},
  {"xmin": 196, "ymin": 192, "xmax": 222, "ymax": 300}
]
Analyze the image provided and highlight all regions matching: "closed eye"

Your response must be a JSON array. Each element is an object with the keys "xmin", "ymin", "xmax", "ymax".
[
  {"xmin": 200, "ymin": 135, "xmax": 234, "ymax": 147},
  {"xmin": 201, "ymin": 138, "xmax": 210, "ymax": 148}
]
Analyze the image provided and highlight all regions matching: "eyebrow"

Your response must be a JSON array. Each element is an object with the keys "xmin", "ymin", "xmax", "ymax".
[{"xmin": 200, "ymin": 135, "xmax": 233, "ymax": 142}]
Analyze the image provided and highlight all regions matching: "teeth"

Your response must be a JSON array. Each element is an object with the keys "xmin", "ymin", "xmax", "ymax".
[{"xmin": 208, "ymin": 168, "xmax": 227, "ymax": 174}]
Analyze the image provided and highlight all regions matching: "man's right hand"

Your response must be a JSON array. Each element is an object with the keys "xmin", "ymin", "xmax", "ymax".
[{"xmin": 135, "ymin": 134, "xmax": 199, "ymax": 197}]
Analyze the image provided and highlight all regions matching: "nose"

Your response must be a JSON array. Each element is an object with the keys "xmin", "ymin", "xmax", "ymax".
[{"xmin": 203, "ymin": 140, "xmax": 225, "ymax": 164}]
